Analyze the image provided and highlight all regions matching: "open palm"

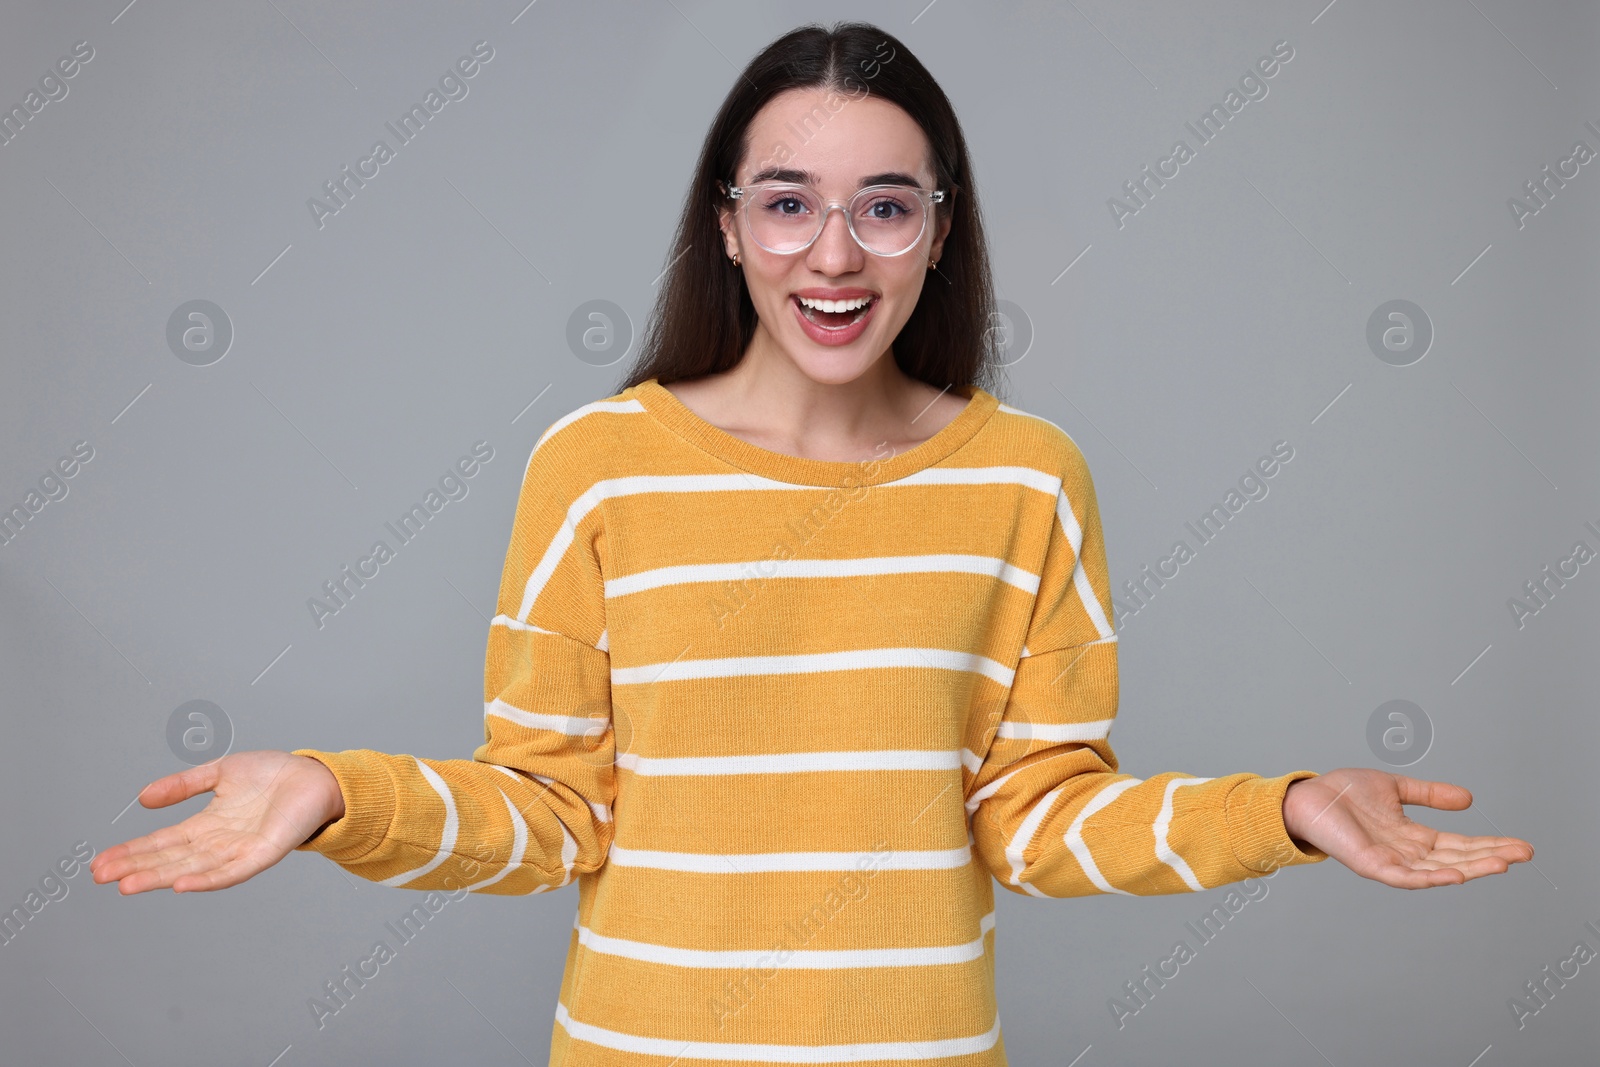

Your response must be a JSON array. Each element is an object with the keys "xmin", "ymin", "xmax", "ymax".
[
  {"xmin": 1282, "ymin": 768, "xmax": 1533, "ymax": 889},
  {"xmin": 89, "ymin": 750, "xmax": 343, "ymax": 895}
]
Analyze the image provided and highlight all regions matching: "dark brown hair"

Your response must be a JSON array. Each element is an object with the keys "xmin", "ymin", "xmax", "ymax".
[{"xmin": 616, "ymin": 21, "xmax": 1002, "ymax": 396}]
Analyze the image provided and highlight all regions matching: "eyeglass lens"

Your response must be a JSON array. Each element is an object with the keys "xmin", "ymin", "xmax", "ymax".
[{"xmin": 743, "ymin": 185, "xmax": 929, "ymax": 256}]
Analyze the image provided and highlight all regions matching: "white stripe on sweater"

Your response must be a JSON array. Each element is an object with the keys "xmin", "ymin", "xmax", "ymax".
[
  {"xmin": 1003, "ymin": 783, "xmax": 1064, "ymax": 898},
  {"xmin": 1055, "ymin": 488, "xmax": 1116, "ymax": 641},
  {"xmin": 489, "ymin": 614, "xmax": 607, "ymax": 657},
  {"xmin": 616, "ymin": 750, "xmax": 961, "ymax": 775},
  {"xmin": 965, "ymin": 763, "xmax": 1023, "ymax": 813},
  {"xmin": 474, "ymin": 767, "xmax": 591, "ymax": 893},
  {"xmin": 486, "ymin": 762, "xmax": 612, "ymax": 825},
  {"xmin": 1154, "ymin": 776, "xmax": 1215, "ymax": 892},
  {"xmin": 995, "ymin": 718, "xmax": 1113, "ymax": 742},
  {"xmin": 897, "ymin": 464, "xmax": 1059, "ymax": 495},
  {"xmin": 379, "ymin": 760, "xmax": 459, "ymax": 888},
  {"xmin": 610, "ymin": 647, "xmax": 1013, "ymax": 687},
  {"xmin": 605, "ymin": 844, "xmax": 970, "ymax": 874},
  {"xmin": 605, "ymin": 553, "xmax": 1040, "ymax": 598},
  {"xmin": 455, "ymin": 788, "xmax": 531, "ymax": 893},
  {"xmin": 526, "ymin": 398, "xmax": 645, "ymax": 475},
  {"xmin": 489, "ymin": 613, "xmax": 561, "ymax": 634},
  {"xmin": 1063, "ymin": 777, "xmax": 1144, "ymax": 895},
  {"xmin": 485, "ymin": 697, "xmax": 605, "ymax": 737},
  {"xmin": 573, "ymin": 911, "xmax": 996, "ymax": 969},
  {"xmin": 995, "ymin": 402, "xmax": 1085, "ymax": 453}
]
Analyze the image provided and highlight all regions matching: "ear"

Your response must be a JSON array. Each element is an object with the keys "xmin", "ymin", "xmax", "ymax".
[
  {"xmin": 928, "ymin": 204, "xmax": 953, "ymax": 265},
  {"xmin": 716, "ymin": 187, "xmax": 741, "ymax": 261}
]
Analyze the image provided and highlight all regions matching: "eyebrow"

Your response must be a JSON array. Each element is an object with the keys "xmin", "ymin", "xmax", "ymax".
[{"xmin": 744, "ymin": 166, "xmax": 928, "ymax": 189}]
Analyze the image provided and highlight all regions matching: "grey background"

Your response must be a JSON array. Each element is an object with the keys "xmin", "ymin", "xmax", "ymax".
[{"xmin": 2, "ymin": 1, "xmax": 1595, "ymax": 1064}]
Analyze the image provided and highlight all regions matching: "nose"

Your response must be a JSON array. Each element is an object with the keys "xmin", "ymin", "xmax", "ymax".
[{"xmin": 805, "ymin": 202, "xmax": 866, "ymax": 273}]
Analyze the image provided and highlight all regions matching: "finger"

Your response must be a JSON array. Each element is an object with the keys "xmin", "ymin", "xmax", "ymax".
[
  {"xmin": 1425, "ymin": 842, "xmax": 1534, "ymax": 865},
  {"xmin": 94, "ymin": 840, "xmax": 201, "ymax": 884},
  {"xmin": 1431, "ymin": 831, "xmax": 1534, "ymax": 858},
  {"xmin": 1377, "ymin": 850, "xmax": 1529, "ymax": 885},
  {"xmin": 172, "ymin": 855, "xmax": 264, "ymax": 893},
  {"xmin": 115, "ymin": 847, "xmax": 223, "ymax": 896},
  {"xmin": 107, "ymin": 849, "xmax": 201, "ymax": 893},
  {"xmin": 1427, "ymin": 844, "xmax": 1536, "ymax": 870},
  {"xmin": 136, "ymin": 762, "xmax": 223, "ymax": 809},
  {"xmin": 1364, "ymin": 860, "xmax": 1466, "ymax": 889},
  {"xmin": 1413, "ymin": 854, "xmax": 1519, "ymax": 882},
  {"xmin": 91, "ymin": 823, "xmax": 203, "ymax": 878},
  {"xmin": 1469, "ymin": 844, "xmax": 1534, "ymax": 867},
  {"xmin": 1392, "ymin": 775, "xmax": 1472, "ymax": 811}
]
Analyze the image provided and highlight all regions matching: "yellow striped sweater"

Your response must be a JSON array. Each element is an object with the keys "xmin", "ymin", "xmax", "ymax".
[{"xmin": 293, "ymin": 376, "xmax": 1326, "ymax": 1064}]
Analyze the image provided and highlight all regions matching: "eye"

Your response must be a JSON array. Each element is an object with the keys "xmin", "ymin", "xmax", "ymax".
[
  {"xmin": 756, "ymin": 188, "xmax": 815, "ymax": 217},
  {"xmin": 860, "ymin": 194, "xmax": 911, "ymax": 220}
]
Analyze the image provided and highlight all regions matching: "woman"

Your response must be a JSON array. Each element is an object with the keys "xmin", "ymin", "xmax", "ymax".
[{"xmin": 91, "ymin": 21, "xmax": 1531, "ymax": 1064}]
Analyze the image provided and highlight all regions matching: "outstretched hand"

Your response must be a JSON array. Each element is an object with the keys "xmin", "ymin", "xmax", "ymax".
[
  {"xmin": 89, "ymin": 751, "xmax": 344, "ymax": 895},
  {"xmin": 1281, "ymin": 768, "xmax": 1533, "ymax": 889}
]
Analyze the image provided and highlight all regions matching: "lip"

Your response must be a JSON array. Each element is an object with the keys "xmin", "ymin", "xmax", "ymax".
[
  {"xmin": 791, "ymin": 292, "xmax": 878, "ymax": 347},
  {"xmin": 792, "ymin": 287, "xmax": 879, "ymax": 300}
]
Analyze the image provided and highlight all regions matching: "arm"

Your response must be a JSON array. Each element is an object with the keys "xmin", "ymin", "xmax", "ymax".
[
  {"xmin": 968, "ymin": 440, "xmax": 1325, "ymax": 898},
  {"xmin": 291, "ymin": 427, "xmax": 616, "ymax": 895}
]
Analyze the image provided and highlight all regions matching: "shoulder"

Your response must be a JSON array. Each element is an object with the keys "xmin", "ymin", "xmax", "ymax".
[
  {"xmin": 517, "ymin": 383, "xmax": 652, "ymax": 490},
  {"xmin": 529, "ymin": 383, "xmax": 648, "ymax": 456},
  {"xmin": 984, "ymin": 392, "xmax": 1094, "ymax": 494}
]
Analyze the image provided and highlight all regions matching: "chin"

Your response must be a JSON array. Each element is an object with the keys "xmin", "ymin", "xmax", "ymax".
[
  {"xmin": 779, "ymin": 311, "xmax": 909, "ymax": 382},
  {"xmin": 781, "ymin": 347, "xmax": 884, "ymax": 385}
]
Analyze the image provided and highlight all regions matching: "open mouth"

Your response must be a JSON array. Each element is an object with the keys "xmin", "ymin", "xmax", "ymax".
[{"xmin": 794, "ymin": 294, "xmax": 876, "ymax": 330}]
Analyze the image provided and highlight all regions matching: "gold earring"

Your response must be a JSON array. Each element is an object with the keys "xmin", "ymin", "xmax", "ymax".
[
  {"xmin": 928, "ymin": 260, "xmax": 938, "ymax": 270},
  {"xmin": 732, "ymin": 252, "xmax": 741, "ymax": 266}
]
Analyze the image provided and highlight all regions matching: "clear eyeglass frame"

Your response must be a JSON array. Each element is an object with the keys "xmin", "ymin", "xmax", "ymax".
[{"xmin": 720, "ymin": 179, "xmax": 948, "ymax": 258}]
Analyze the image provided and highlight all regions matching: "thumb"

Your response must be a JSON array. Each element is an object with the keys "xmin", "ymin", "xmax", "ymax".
[
  {"xmin": 1392, "ymin": 774, "xmax": 1471, "ymax": 811},
  {"xmin": 138, "ymin": 760, "xmax": 223, "ymax": 810}
]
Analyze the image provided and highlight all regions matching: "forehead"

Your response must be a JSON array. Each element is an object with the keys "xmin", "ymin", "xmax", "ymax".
[{"xmin": 738, "ymin": 86, "xmax": 932, "ymax": 188}]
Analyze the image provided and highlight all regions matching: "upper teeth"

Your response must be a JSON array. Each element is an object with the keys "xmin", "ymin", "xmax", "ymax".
[{"xmin": 798, "ymin": 296, "xmax": 872, "ymax": 313}]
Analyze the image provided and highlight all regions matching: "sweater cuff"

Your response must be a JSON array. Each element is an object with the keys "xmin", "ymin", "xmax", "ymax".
[
  {"xmin": 290, "ymin": 749, "xmax": 397, "ymax": 863},
  {"xmin": 1225, "ymin": 770, "xmax": 1328, "ymax": 873}
]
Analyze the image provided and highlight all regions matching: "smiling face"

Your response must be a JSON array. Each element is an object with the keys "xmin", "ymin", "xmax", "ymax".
[{"xmin": 717, "ymin": 86, "xmax": 952, "ymax": 387}]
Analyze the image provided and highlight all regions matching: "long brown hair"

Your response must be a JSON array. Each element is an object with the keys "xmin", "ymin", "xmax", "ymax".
[{"xmin": 616, "ymin": 21, "xmax": 1002, "ymax": 396}]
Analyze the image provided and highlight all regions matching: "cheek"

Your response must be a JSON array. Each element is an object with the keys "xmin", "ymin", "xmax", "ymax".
[
  {"xmin": 750, "ymin": 271, "xmax": 790, "ymax": 311},
  {"xmin": 881, "ymin": 269, "xmax": 927, "ymax": 311},
  {"xmin": 751, "ymin": 262, "xmax": 805, "ymax": 304}
]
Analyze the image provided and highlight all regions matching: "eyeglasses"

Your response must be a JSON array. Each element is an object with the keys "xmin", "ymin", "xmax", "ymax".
[{"xmin": 720, "ymin": 179, "xmax": 947, "ymax": 257}]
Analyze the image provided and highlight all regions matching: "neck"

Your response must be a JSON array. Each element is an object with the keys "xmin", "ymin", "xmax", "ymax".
[{"xmin": 700, "ymin": 330, "xmax": 948, "ymax": 462}]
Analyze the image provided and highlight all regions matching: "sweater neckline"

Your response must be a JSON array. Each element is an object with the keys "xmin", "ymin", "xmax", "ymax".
[{"xmin": 635, "ymin": 376, "xmax": 999, "ymax": 488}]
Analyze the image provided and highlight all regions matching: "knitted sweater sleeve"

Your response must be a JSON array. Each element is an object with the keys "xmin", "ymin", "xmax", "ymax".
[
  {"xmin": 968, "ymin": 438, "xmax": 1328, "ymax": 897},
  {"xmin": 290, "ymin": 425, "xmax": 615, "ymax": 895}
]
